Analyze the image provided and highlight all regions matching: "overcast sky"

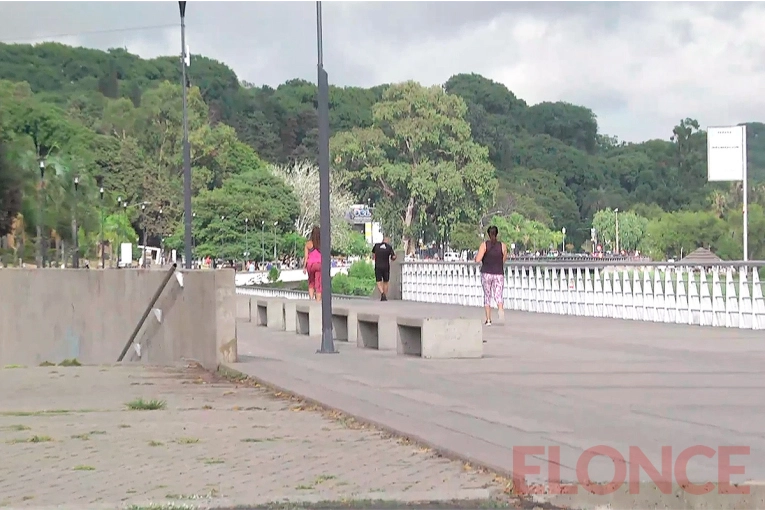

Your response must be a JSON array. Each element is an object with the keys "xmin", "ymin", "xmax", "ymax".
[{"xmin": 2, "ymin": 1, "xmax": 764, "ymax": 143}]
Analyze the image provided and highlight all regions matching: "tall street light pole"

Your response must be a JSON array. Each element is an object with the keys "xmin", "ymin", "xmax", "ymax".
[
  {"xmin": 179, "ymin": 1, "xmax": 193, "ymax": 269},
  {"xmin": 141, "ymin": 203, "xmax": 147, "ymax": 268},
  {"xmin": 244, "ymin": 218, "xmax": 249, "ymax": 261},
  {"xmin": 37, "ymin": 160, "xmax": 45, "ymax": 268},
  {"xmin": 261, "ymin": 220, "xmax": 265, "ymax": 265},
  {"xmin": 316, "ymin": 1, "xmax": 336, "ymax": 354},
  {"xmin": 100, "ymin": 185, "xmax": 105, "ymax": 268},
  {"xmin": 72, "ymin": 176, "xmax": 80, "ymax": 269}
]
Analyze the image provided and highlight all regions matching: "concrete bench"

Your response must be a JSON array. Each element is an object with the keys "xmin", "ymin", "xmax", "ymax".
[
  {"xmin": 331, "ymin": 306, "xmax": 357, "ymax": 343},
  {"xmin": 295, "ymin": 301, "xmax": 321, "ymax": 337},
  {"xmin": 356, "ymin": 312, "xmax": 397, "ymax": 350},
  {"xmin": 254, "ymin": 298, "xmax": 285, "ymax": 330},
  {"xmin": 396, "ymin": 316, "xmax": 482, "ymax": 359}
]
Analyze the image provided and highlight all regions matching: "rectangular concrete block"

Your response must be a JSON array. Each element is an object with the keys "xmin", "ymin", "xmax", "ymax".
[
  {"xmin": 397, "ymin": 317, "xmax": 483, "ymax": 359},
  {"xmin": 284, "ymin": 301, "xmax": 297, "ymax": 332},
  {"xmin": 295, "ymin": 302, "xmax": 321, "ymax": 337},
  {"xmin": 331, "ymin": 307, "xmax": 357, "ymax": 343},
  {"xmin": 254, "ymin": 299, "xmax": 269, "ymax": 326},
  {"xmin": 266, "ymin": 299, "xmax": 285, "ymax": 330},
  {"xmin": 356, "ymin": 313, "xmax": 397, "ymax": 350},
  {"xmin": 236, "ymin": 295, "xmax": 251, "ymax": 322}
]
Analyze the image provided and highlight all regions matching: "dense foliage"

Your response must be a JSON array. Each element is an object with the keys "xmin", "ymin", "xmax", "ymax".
[{"xmin": 0, "ymin": 41, "xmax": 764, "ymax": 264}]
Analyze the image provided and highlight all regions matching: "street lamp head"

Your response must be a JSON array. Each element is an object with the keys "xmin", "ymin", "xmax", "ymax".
[
  {"xmin": 614, "ymin": 208, "xmax": 619, "ymax": 213},
  {"xmin": 562, "ymin": 227, "xmax": 566, "ymax": 234},
  {"xmin": 245, "ymin": 218, "xmax": 249, "ymax": 224},
  {"xmin": 141, "ymin": 204, "xmax": 145, "ymax": 211},
  {"xmin": 74, "ymin": 176, "xmax": 79, "ymax": 185},
  {"xmin": 117, "ymin": 196, "xmax": 122, "ymax": 204},
  {"xmin": 159, "ymin": 208, "xmax": 163, "ymax": 215},
  {"xmin": 99, "ymin": 187, "xmax": 104, "ymax": 197}
]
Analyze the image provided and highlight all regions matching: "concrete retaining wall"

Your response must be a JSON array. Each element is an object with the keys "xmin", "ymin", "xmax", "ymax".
[{"xmin": 0, "ymin": 269, "xmax": 237, "ymax": 370}]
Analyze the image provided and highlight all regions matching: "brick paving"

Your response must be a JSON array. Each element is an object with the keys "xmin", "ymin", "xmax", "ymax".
[{"xmin": 0, "ymin": 364, "xmax": 517, "ymax": 510}]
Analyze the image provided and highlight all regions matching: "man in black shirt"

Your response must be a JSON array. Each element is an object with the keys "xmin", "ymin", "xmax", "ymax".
[{"xmin": 372, "ymin": 236, "xmax": 396, "ymax": 301}]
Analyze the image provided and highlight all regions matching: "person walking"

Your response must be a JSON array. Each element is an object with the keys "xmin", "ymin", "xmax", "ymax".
[
  {"xmin": 372, "ymin": 235, "xmax": 396, "ymax": 301},
  {"xmin": 475, "ymin": 225, "xmax": 507, "ymax": 327},
  {"xmin": 304, "ymin": 226, "xmax": 322, "ymax": 301}
]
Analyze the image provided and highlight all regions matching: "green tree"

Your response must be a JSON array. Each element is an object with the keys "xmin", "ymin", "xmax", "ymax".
[
  {"xmin": 331, "ymin": 81, "xmax": 497, "ymax": 254},
  {"xmin": 449, "ymin": 222, "xmax": 481, "ymax": 252},
  {"xmin": 592, "ymin": 209, "xmax": 648, "ymax": 253}
]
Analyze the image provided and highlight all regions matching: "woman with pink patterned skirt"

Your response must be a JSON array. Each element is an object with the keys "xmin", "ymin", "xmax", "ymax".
[{"xmin": 474, "ymin": 225, "xmax": 507, "ymax": 329}]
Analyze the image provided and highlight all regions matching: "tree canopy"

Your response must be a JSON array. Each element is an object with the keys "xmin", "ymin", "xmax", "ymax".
[{"xmin": 0, "ymin": 41, "xmax": 763, "ymax": 264}]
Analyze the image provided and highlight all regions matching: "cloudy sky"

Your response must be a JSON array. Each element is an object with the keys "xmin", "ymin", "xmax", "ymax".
[{"xmin": 2, "ymin": 1, "xmax": 764, "ymax": 143}]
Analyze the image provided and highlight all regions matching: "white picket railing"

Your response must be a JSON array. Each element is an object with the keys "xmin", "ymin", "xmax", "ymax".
[
  {"xmin": 236, "ymin": 287, "xmax": 360, "ymax": 301},
  {"xmin": 401, "ymin": 262, "xmax": 765, "ymax": 329}
]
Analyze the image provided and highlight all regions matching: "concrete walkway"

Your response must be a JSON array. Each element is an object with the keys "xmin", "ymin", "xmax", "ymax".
[
  {"xmin": 0, "ymin": 364, "xmax": 514, "ymax": 509},
  {"xmin": 230, "ymin": 302, "xmax": 765, "ymax": 508}
]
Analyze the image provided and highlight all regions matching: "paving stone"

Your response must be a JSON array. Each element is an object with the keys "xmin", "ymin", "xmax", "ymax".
[{"xmin": 0, "ymin": 365, "xmax": 508, "ymax": 509}]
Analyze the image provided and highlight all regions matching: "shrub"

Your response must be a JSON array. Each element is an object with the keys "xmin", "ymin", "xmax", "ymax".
[
  {"xmin": 347, "ymin": 261, "xmax": 375, "ymax": 280},
  {"xmin": 267, "ymin": 266, "xmax": 280, "ymax": 283}
]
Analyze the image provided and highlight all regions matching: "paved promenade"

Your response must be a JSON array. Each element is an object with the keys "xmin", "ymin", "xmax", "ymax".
[
  {"xmin": 0, "ymin": 364, "xmax": 511, "ymax": 509},
  {"xmin": 230, "ymin": 300, "xmax": 765, "ymax": 508}
]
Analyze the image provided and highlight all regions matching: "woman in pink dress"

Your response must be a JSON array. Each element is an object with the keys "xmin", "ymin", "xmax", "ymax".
[{"xmin": 304, "ymin": 226, "xmax": 322, "ymax": 301}]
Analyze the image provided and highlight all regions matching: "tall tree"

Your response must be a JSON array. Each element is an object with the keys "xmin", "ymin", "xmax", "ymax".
[{"xmin": 331, "ymin": 81, "xmax": 497, "ymax": 253}]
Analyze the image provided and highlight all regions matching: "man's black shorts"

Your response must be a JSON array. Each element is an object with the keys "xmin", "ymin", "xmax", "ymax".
[{"xmin": 375, "ymin": 266, "xmax": 390, "ymax": 282}]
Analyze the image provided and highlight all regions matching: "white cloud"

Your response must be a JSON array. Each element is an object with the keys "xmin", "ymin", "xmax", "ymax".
[{"xmin": 1, "ymin": 2, "xmax": 764, "ymax": 143}]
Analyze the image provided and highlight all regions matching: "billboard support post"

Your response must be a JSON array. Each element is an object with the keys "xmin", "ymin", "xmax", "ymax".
[{"xmin": 707, "ymin": 125, "xmax": 748, "ymax": 261}]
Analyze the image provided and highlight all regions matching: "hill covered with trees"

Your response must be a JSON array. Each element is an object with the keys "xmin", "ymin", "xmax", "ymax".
[{"xmin": 0, "ymin": 41, "xmax": 764, "ymax": 264}]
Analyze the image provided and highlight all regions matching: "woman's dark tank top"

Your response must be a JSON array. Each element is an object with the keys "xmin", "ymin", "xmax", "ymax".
[{"xmin": 481, "ymin": 241, "xmax": 504, "ymax": 275}]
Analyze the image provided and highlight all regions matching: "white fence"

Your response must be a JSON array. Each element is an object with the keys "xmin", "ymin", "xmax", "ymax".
[
  {"xmin": 401, "ymin": 262, "xmax": 765, "ymax": 329},
  {"xmin": 236, "ymin": 287, "xmax": 359, "ymax": 301},
  {"xmin": 235, "ymin": 267, "xmax": 347, "ymax": 287}
]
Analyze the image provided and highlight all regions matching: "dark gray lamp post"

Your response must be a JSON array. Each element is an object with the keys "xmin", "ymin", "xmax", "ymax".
[
  {"xmin": 141, "ymin": 203, "xmax": 147, "ymax": 268},
  {"xmin": 37, "ymin": 160, "xmax": 45, "ymax": 268},
  {"xmin": 244, "ymin": 218, "xmax": 249, "ymax": 260},
  {"xmin": 99, "ymin": 182, "xmax": 105, "ymax": 269},
  {"xmin": 179, "ymin": 1, "xmax": 192, "ymax": 269},
  {"xmin": 316, "ymin": 1, "xmax": 336, "ymax": 354},
  {"xmin": 73, "ymin": 176, "xmax": 80, "ymax": 269}
]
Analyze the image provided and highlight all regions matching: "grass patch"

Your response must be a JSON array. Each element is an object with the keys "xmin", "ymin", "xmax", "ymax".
[
  {"xmin": 201, "ymin": 457, "xmax": 224, "ymax": 465},
  {"xmin": 0, "ymin": 409, "xmax": 91, "ymax": 417},
  {"xmin": 73, "ymin": 465, "xmax": 95, "ymax": 471},
  {"xmin": 125, "ymin": 398, "xmax": 166, "ymax": 411},
  {"xmin": 176, "ymin": 437, "xmax": 200, "ymax": 444},
  {"xmin": 118, "ymin": 424, "xmax": 131, "ymax": 428},
  {"xmin": 58, "ymin": 358, "xmax": 82, "ymax": 367},
  {"xmin": 8, "ymin": 435, "xmax": 53, "ymax": 444},
  {"xmin": 2, "ymin": 424, "xmax": 30, "ymax": 431},
  {"xmin": 89, "ymin": 430, "xmax": 106, "ymax": 435},
  {"xmin": 71, "ymin": 434, "xmax": 90, "ymax": 440},
  {"xmin": 241, "ymin": 437, "xmax": 280, "ymax": 443},
  {"xmin": 127, "ymin": 505, "xmax": 199, "ymax": 510},
  {"xmin": 39, "ymin": 361, "xmax": 56, "ymax": 367},
  {"xmin": 149, "ymin": 440, "xmax": 164, "ymax": 447},
  {"xmin": 3, "ymin": 364, "xmax": 25, "ymax": 369}
]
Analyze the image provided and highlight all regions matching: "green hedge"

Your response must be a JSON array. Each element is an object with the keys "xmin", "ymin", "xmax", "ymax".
[{"xmin": 296, "ymin": 261, "xmax": 376, "ymax": 297}]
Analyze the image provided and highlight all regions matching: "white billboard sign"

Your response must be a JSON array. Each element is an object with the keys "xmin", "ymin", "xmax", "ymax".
[
  {"xmin": 120, "ymin": 243, "xmax": 133, "ymax": 268},
  {"xmin": 707, "ymin": 125, "xmax": 746, "ymax": 182}
]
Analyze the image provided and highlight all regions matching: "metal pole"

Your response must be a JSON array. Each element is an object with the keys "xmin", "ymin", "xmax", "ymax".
[
  {"xmin": 179, "ymin": 1, "xmax": 193, "ymax": 269},
  {"xmin": 73, "ymin": 177, "xmax": 79, "ymax": 269},
  {"xmin": 261, "ymin": 222, "xmax": 264, "ymax": 264},
  {"xmin": 742, "ymin": 125, "xmax": 749, "ymax": 262},
  {"xmin": 37, "ymin": 161, "xmax": 44, "ymax": 268},
  {"xmin": 316, "ymin": 0, "xmax": 336, "ymax": 354},
  {"xmin": 100, "ymin": 187, "xmax": 105, "ymax": 268}
]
